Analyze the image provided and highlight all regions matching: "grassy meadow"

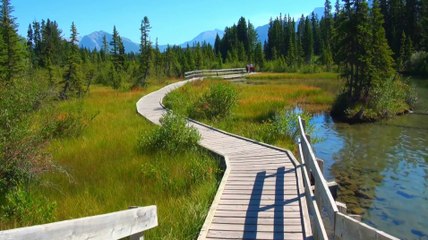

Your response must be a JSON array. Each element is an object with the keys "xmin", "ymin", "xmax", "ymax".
[
  {"xmin": 164, "ymin": 72, "xmax": 342, "ymax": 151},
  {"xmin": 8, "ymin": 84, "xmax": 222, "ymax": 239}
]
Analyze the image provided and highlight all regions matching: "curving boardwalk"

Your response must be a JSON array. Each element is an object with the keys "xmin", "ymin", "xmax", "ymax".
[{"xmin": 136, "ymin": 79, "xmax": 312, "ymax": 240}]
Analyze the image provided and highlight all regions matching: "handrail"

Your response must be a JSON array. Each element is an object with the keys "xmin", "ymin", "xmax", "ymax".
[
  {"xmin": 0, "ymin": 206, "xmax": 157, "ymax": 240},
  {"xmin": 297, "ymin": 116, "xmax": 398, "ymax": 240},
  {"xmin": 184, "ymin": 68, "xmax": 246, "ymax": 79},
  {"xmin": 298, "ymin": 116, "xmax": 337, "ymax": 239}
]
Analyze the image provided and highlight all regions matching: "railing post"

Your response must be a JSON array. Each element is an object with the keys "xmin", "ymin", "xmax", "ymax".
[
  {"xmin": 130, "ymin": 232, "xmax": 144, "ymax": 240},
  {"xmin": 129, "ymin": 206, "xmax": 144, "ymax": 240}
]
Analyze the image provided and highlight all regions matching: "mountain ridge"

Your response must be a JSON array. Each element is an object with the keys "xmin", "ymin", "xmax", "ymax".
[{"xmin": 79, "ymin": 7, "xmax": 325, "ymax": 53}]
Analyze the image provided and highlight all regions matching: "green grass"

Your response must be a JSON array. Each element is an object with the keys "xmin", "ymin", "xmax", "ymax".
[
  {"xmin": 164, "ymin": 73, "xmax": 343, "ymax": 151},
  {"xmin": 4, "ymin": 84, "xmax": 222, "ymax": 239}
]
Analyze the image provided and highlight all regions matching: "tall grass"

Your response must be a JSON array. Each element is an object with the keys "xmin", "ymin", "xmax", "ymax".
[
  {"xmin": 164, "ymin": 74, "xmax": 342, "ymax": 151},
  {"xmin": 2, "ymin": 85, "xmax": 221, "ymax": 239}
]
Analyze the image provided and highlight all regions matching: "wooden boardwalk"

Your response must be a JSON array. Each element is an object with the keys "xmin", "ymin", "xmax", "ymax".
[{"xmin": 136, "ymin": 79, "xmax": 311, "ymax": 240}]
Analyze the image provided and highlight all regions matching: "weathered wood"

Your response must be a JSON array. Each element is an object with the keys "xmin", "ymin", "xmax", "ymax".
[
  {"xmin": 184, "ymin": 68, "xmax": 247, "ymax": 80},
  {"xmin": 298, "ymin": 144, "xmax": 329, "ymax": 240},
  {"xmin": 335, "ymin": 212, "xmax": 399, "ymax": 240},
  {"xmin": 0, "ymin": 206, "xmax": 157, "ymax": 240},
  {"xmin": 298, "ymin": 116, "xmax": 338, "ymax": 237},
  {"xmin": 136, "ymin": 75, "xmax": 311, "ymax": 240}
]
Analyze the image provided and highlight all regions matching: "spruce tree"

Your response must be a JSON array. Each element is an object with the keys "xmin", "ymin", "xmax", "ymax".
[
  {"xmin": 139, "ymin": 16, "xmax": 151, "ymax": 86},
  {"xmin": 302, "ymin": 16, "xmax": 314, "ymax": 63},
  {"xmin": 0, "ymin": 0, "xmax": 24, "ymax": 84},
  {"xmin": 370, "ymin": 0, "xmax": 395, "ymax": 84},
  {"xmin": 335, "ymin": 0, "xmax": 373, "ymax": 103},
  {"xmin": 422, "ymin": 0, "xmax": 428, "ymax": 50},
  {"xmin": 61, "ymin": 22, "xmax": 83, "ymax": 99}
]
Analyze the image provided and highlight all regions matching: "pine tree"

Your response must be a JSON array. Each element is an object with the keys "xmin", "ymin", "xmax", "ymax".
[
  {"xmin": 421, "ymin": 0, "xmax": 428, "ymax": 50},
  {"xmin": 254, "ymin": 42, "xmax": 264, "ymax": 69},
  {"xmin": 101, "ymin": 34, "xmax": 108, "ymax": 61},
  {"xmin": 214, "ymin": 34, "xmax": 221, "ymax": 56},
  {"xmin": 61, "ymin": 22, "xmax": 83, "ymax": 99},
  {"xmin": 302, "ymin": 16, "xmax": 314, "ymax": 63},
  {"xmin": 335, "ymin": 0, "xmax": 373, "ymax": 102},
  {"xmin": 370, "ymin": 0, "xmax": 395, "ymax": 82},
  {"xmin": 138, "ymin": 16, "xmax": 152, "ymax": 86},
  {"xmin": 0, "ymin": 0, "xmax": 24, "ymax": 84},
  {"xmin": 110, "ymin": 26, "xmax": 119, "ymax": 67},
  {"xmin": 311, "ymin": 12, "xmax": 321, "ymax": 55}
]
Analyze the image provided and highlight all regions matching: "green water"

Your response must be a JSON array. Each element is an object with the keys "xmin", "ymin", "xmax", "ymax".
[{"xmin": 312, "ymin": 79, "xmax": 428, "ymax": 240}]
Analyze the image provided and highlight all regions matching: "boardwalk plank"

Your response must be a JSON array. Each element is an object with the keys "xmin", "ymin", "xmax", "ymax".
[{"xmin": 136, "ymin": 78, "xmax": 310, "ymax": 240}]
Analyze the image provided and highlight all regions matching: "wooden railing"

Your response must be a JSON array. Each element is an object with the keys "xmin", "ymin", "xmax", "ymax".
[
  {"xmin": 297, "ymin": 116, "xmax": 398, "ymax": 240},
  {"xmin": 0, "ymin": 206, "xmax": 157, "ymax": 240},
  {"xmin": 184, "ymin": 68, "xmax": 246, "ymax": 79}
]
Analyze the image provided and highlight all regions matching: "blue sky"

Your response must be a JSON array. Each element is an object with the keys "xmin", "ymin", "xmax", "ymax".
[{"xmin": 13, "ymin": 0, "xmax": 325, "ymax": 45}]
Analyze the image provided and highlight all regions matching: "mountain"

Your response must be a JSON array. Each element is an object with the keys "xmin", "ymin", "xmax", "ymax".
[
  {"xmin": 80, "ymin": 6, "xmax": 329, "ymax": 52},
  {"xmin": 79, "ymin": 31, "xmax": 139, "ymax": 53},
  {"xmin": 80, "ymin": 29, "xmax": 224, "ymax": 53},
  {"xmin": 256, "ymin": 24, "xmax": 269, "ymax": 44},
  {"xmin": 179, "ymin": 29, "xmax": 224, "ymax": 48}
]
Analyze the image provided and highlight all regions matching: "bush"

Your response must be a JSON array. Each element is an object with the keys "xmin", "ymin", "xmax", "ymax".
[
  {"xmin": 249, "ymin": 109, "xmax": 314, "ymax": 144},
  {"xmin": 409, "ymin": 51, "xmax": 428, "ymax": 76},
  {"xmin": 191, "ymin": 83, "xmax": 238, "ymax": 120},
  {"xmin": 0, "ymin": 78, "xmax": 52, "ymax": 196},
  {"xmin": 139, "ymin": 112, "xmax": 200, "ymax": 153},
  {"xmin": 1, "ymin": 186, "xmax": 56, "ymax": 226},
  {"xmin": 41, "ymin": 106, "xmax": 96, "ymax": 139}
]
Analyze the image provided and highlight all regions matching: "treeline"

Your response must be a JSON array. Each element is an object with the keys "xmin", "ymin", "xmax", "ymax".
[{"xmin": 213, "ymin": 0, "xmax": 428, "ymax": 74}]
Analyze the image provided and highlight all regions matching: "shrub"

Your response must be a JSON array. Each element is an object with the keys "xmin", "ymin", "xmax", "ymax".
[
  {"xmin": 0, "ymin": 78, "xmax": 52, "ymax": 196},
  {"xmin": 139, "ymin": 112, "xmax": 200, "ymax": 153},
  {"xmin": 1, "ymin": 186, "xmax": 56, "ymax": 226},
  {"xmin": 41, "ymin": 107, "xmax": 96, "ymax": 139},
  {"xmin": 409, "ymin": 51, "xmax": 428, "ymax": 76},
  {"xmin": 191, "ymin": 83, "xmax": 238, "ymax": 120},
  {"xmin": 249, "ymin": 109, "xmax": 314, "ymax": 144}
]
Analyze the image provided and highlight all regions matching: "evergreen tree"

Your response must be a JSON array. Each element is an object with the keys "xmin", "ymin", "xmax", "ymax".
[
  {"xmin": 302, "ymin": 16, "xmax": 314, "ymax": 63},
  {"xmin": 397, "ymin": 31, "xmax": 413, "ymax": 71},
  {"xmin": 110, "ymin": 26, "xmax": 119, "ymax": 62},
  {"xmin": 0, "ymin": 0, "xmax": 24, "ymax": 84},
  {"xmin": 138, "ymin": 16, "xmax": 151, "ymax": 86},
  {"xmin": 61, "ymin": 22, "xmax": 83, "ymax": 99},
  {"xmin": 214, "ymin": 34, "xmax": 221, "ymax": 56},
  {"xmin": 370, "ymin": 0, "xmax": 395, "ymax": 83},
  {"xmin": 335, "ymin": 0, "xmax": 373, "ymax": 102},
  {"xmin": 421, "ymin": 0, "xmax": 428, "ymax": 50},
  {"xmin": 100, "ymin": 34, "xmax": 108, "ymax": 61},
  {"xmin": 254, "ymin": 42, "xmax": 264, "ymax": 69},
  {"xmin": 311, "ymin": 12, "xmax": 321, "ymax": 55}
]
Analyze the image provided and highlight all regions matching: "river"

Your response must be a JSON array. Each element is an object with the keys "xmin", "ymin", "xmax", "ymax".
[{"xmin": 311, "ymin": 79, "xmax": 428, "ymax": 240}]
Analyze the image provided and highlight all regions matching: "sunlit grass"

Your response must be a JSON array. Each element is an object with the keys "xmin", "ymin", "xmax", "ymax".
[
  {"xmin": 24, "ymin": 84, "xmax": 221, "ymax": 239},
  {"xmin": 164, "ymin": 73, "xmax": 343, "ymax": 151}
]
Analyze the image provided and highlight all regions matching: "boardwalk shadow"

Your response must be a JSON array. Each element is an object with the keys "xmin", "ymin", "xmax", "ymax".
[{"xmin": 243, "ymin": 167, "xmax": 298, "ymax": 240}]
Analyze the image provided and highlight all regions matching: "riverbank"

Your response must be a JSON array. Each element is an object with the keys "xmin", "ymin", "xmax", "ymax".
[{"xmin": 312, "ymin": 77, "xmax": 428, "ymax": 239}]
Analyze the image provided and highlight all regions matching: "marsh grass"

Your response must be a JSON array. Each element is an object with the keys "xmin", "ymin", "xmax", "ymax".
[
  {"xmin": 164, "ymin": 74, "xmax": 342, "ymax": 151},
  {"xmin": 2, "ymin": 84, "xmax": 221, "ymax": 239}
]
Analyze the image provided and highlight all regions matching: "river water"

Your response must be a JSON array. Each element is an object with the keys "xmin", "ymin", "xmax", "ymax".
[{"xmin": 311, "ymin": 79, "xmax": 428, "ymax": 240}]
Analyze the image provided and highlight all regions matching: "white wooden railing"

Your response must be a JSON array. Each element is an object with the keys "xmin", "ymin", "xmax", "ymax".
[
  {"xmin": 297, "ymin": 116, "xmax": 398, "ymax": 240},
  {"xmin": 184, "ymin": 68, "xmax": 246, "ymax": 79},
  {"xmin": 0, "ymin": 206, "xmax": 157, "ymax": 240}
]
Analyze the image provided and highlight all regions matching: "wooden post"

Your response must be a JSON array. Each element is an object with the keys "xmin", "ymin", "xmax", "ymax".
[
  {"xmin": 316, "ymin": 158, "xmax": 324, "ymax": 174},
  {"xmin": 327, "ymin": 181, "xmax": 338, "ymax": 200},
  {"xmin": 130, "ymin": 232, "xmax": 144, "ymax": 240},
  {"xmin": 336, "ymin": 201, "xmax": 347, "ymax": 214},
  {"xmin": 129, "ymin": 206, "xmax": 144, "ymax": 240}
]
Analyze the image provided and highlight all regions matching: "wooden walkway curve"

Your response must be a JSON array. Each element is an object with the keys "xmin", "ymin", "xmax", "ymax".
[{"xmin": 136, "ymin": 79, "xmax": 312, "ymax": 240}]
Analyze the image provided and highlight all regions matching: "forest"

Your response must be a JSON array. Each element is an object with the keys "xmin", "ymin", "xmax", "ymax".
[{"xmin": 0, "ymin": 0, "xmax": 427, "ymax": 234}]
